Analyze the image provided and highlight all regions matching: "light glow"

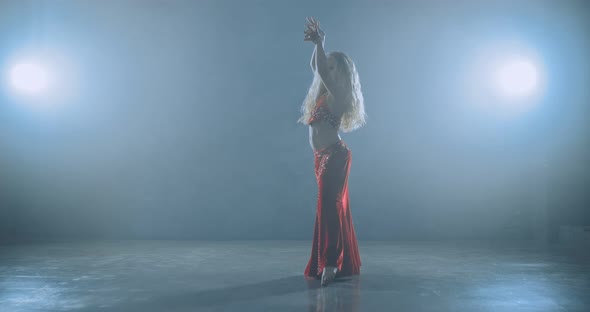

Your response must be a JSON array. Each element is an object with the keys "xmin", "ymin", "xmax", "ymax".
[
  {"xmin": 495, "ymin": 59, "xmax": 538, "ymax": 98},
  {"xmin": 9, "ymin": 62, "xmax": 50, "ymax": 94}
]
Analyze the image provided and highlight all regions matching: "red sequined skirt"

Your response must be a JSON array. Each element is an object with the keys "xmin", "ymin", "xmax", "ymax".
[{"xmin": 304, "ymin": 139, "xmax": 362, "ymax": 279}]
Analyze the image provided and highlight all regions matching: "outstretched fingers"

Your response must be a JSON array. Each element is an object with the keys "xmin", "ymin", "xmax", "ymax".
[
  {"xmin": 304, "ymin": 16, "xmax": 323, "ymax": 43},
  {"xmin": 306, "ymin": 16, "xmax": 320, "ymax": 31}
]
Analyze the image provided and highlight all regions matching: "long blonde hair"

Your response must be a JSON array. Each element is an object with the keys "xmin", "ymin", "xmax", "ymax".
[{"xmin": 298, "ymin": 51, "xmax": 366, "ymax": 132}]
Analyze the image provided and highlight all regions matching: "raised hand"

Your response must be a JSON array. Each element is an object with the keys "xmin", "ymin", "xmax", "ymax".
[{"xmin": 304, "ymin": 16, "xmax": 325, "ymax": 44}]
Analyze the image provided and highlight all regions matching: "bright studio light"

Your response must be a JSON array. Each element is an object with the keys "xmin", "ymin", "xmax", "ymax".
[
  {"xmin": 9, "ymin": 62, "xmax": 49, "ymax": 94},
  {"xmin": 495, "ymin": 59, "xmax": 538, "ymax": 98}
]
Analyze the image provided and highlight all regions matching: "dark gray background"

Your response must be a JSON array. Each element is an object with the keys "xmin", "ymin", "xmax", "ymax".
[{"xmin": 0, "ymin": 0, "xmax": 588, "ymax": 241}]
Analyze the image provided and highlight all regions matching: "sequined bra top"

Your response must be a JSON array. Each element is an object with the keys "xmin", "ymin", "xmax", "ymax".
[{"xmin": 308, "ymin": 93, "xmax": 341, "ymax": 129}]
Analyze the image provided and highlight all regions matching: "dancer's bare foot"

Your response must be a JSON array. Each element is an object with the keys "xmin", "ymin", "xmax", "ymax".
[{"xmin": 321, "ymin": 266, "xmax": 337, "ymax": 286}]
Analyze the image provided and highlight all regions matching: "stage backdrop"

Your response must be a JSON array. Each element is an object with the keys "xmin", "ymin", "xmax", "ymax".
[{"xmin": 1, "ymin": 0, "xmax": 589, "ymax": 241}]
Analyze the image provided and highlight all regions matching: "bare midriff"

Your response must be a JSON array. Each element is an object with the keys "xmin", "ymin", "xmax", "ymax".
[{"xmin": 309, "ymin": 121, "xmax": 342, "ymax": 151}]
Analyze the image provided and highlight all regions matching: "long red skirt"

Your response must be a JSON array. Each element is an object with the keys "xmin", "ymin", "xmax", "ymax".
[{"xmin": 304, "ymin": 139, "xmax": 361, "ymax": 279}]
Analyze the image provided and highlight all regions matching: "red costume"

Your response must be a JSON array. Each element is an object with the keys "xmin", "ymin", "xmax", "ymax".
[{"xmin": 304, "ymin": 94, "xmax": 362, "ymax": 279}]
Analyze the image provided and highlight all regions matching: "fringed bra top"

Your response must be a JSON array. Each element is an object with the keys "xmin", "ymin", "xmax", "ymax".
[{"xmin": 308, "ymin": 93, "xmax": 341, "ymax": 130}]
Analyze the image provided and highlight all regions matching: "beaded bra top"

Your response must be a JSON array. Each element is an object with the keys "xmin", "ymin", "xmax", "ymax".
[{"xmin": 308, "ymin": 93, "xmax": 341, "ymax": 129}]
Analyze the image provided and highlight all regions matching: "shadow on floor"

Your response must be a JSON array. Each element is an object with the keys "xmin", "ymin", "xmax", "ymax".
[
  {"xmin": 74, "ymin": 273, "xmax": 459, "ymax": 311},
  {"xmin": 76, "ymin": 275, "xmax": 365, "ymax": 311}
]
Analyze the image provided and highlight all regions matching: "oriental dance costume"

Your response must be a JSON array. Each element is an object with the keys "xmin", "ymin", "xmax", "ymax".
[{"xmin": 304, "ymin": 94, "xmax": 362, "ymax": 279}]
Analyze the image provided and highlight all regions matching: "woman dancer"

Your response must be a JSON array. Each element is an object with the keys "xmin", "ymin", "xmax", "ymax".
[{"xmin": 300, "ymin": 17, "xmax": 366, "ymax": 286}]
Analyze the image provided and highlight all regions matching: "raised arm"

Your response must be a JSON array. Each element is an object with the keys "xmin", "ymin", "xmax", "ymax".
[
  {"xmin": 304, "ymin": 17, "xmax": 345, "ymax": 101},
  {"xmin": 314, "ymin": 40, "xmax": 333, "ymax": 88},
  {"xmin": 310, "ymin": 45, "xmax": 317, "ymax": 71},
  {"xmin": 305, "ymin": 17, "xmax": 322, "ymax": 72}
]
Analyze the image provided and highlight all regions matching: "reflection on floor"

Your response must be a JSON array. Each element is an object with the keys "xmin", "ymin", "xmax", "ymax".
[{"xmin": 0, "ymin": 240, "xmax": 588, "ymax": 311}]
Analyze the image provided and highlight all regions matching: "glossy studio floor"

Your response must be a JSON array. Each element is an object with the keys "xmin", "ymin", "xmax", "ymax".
[{"xmin": 1, "ymin": 239, "xmax": 588, "ymax": 312}]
